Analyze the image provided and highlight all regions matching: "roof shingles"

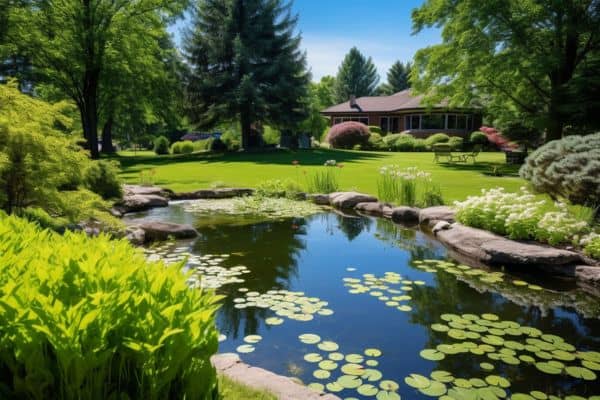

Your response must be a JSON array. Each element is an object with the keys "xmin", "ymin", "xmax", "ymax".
[{"xmin": 322, "ymin": 89, "xmax": 450, "ymax": 113}]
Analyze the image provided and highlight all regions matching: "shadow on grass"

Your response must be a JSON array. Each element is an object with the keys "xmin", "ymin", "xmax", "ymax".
[
  {"xmin": 435, "ymin": 160, "xmax": 521, "ymax": 176},
  {"xmin": 110, "ymin": 148, "xmax": 387, "ymax": 171}
]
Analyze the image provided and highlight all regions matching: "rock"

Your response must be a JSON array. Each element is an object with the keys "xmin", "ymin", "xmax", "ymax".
[
  {"xmin": 115, "ymin": 194, "xmax": 169, "ymax": 214},
  {"xmin": 124, "ymin": 185, "xmax": 173, "ymax": 198},
  {"xmin": 307, "ymin": 193, "xmax": 330, "ymax": 205},
  {"xmin": 138, "ymin": 222, "xmax": 198, "ymax": 242},
  {"xmin": 481, "ymin": 240, "xmax": 584, "ymax": 266},
  {"xmin": 355, "ymin": 202, "xmax": 392, "ymax": 217},
  {"xmin": 436, "ymin": 223, "xmax": 584, "ymax": 268},
  {"xmin": 110, "ymin": 208, "xmax": 124, "ymax": 218},
  {"xmin": 125, "ymin": 227, "xmax": 146, "ymax": 246},
  {"xmin": 419, "ymin": 206, "xmax": 455, "ymax": 227},
  {"xmin": 432, "ymin": 220, "xmax": 451, "ymax": 233},
  {"xmin": 172, "ymin": 188, "xmax": 254, "ymax": 200},
  {"xmin": 329, "ymin": 192, "xmax": 377, "ymax": 209},
  {"xmin": 390, "ymin": 206, "xmax": 421, "ymax": 225},
  {"xmin": 574, "ymin": 266, "xmax": 600, "ymax": 285}
]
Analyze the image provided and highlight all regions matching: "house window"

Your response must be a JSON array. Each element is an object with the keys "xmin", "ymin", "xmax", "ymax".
[
  {"xmin": 456, "ymin": 115, "xmax": 467, "ymax": 130},
  {"xmin": 405, "ymin": 115, "xmax": 420, "ymax": 130},
  {"xmin": 333, "ymin": 118, "xmax": 342, "ymax": 125},
  {"xmin": 380, "ymin": 117, "xmax": 389, "ymax": 133},
  {"xmin": 421, "ymin": 114, "xmax": 445, "ymax": 130},
  {"xmin": 447, "ymin": 115, "xmax": 457, "ymax": 129},
  {"xmin": 390, "ymin": 117, "xmax": 399, "ymax": 133}
]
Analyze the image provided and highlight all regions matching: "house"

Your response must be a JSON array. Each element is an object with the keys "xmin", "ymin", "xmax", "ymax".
[
  {"xmin": 321, "ymin": 89, "xmax": 482, "ymax": 138},
  {"xmin": 180, "ymin": 132, "xmax": 222, "ymax": 142}
]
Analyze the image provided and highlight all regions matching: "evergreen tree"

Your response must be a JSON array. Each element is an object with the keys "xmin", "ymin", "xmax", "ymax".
[
  {"xmin": 185, "ymin": 0, "xmax": 310, "ymax": 149},
  {"xmin": 334, "ymin": 47, "xmax": 379, "ymax": 103},
  {"xmin": 377, "ymin": 61, "xmax": 411, "ymax": 95}
]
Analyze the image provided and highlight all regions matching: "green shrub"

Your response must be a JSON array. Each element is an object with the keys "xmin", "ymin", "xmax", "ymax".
[
  {"xmin": 470, "ymin": 131, "xmax": 489, "ymax": 145},
  {"xmin": 584, "ymin": 235, "xmax": 600, "ymax": 259},
  {"xmin": 83, "ymin": 160, "xmax": 123, "ymax": 200},
  {"xmin": 210, "ymin": 138, "xmax": 228, "ymax": 152},
  {"xmin": 413, "ymin": 139, "xmax": 428, "ymax": 152},
  {"xmin": 180, "ymin": 140, "xmax": 194, "ymax": 154},
  {"xmin": 368, "ymin": 125, "xmax": 383, "ymax": 135},
  {"xmin": 170, "ymin": 141, "xmax": 183, "ymax": 154},
  {"xmin": 367, "ymin": 133, "xmax": 385, "ymax": 150},
  {"xmin": 153, "ymin": 136, "xmax": 170, "ymax": 155},
  {"xmin": 448, "ymin": 136, "xmax": 464, "ymax": 151},
  {"xmin": 21, "ymin": 207, "xmax": 69, "ymax": 231},
  {"xmin": 519, "ymin": 133, "xmax": 600, "ymax": 208},
  {"xmin": 263, "ymin": 126, "xmax": 281, "ymax": 145},
  {"xmin": 353, "ymin": 144, "xmax": 363, "ymax": 151},
  {"xmin": 256, "ymin": 179, "xmax": 303, "ymax": 199},
  {"xmin": 392, "ymin": 137, "xmax": 415, "ymax": 151},
  {"xmin": 194, "ymin": 138, "xmax": 213, "ymax": 152},
  {"xmin": 0, "ymin": 214, "xmax": 221, "ymax": 399},
  {"xmin": 382, "ymin": 133, "xmax": 403, "ymax": 146},
  {"xmin": 425, "ymin": 133, "xmax": 451, "ymax": 148}
]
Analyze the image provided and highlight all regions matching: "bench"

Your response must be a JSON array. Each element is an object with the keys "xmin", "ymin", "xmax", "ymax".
[{"xmin": 433, "ymin": 144, "xmax": 481, "ymax": 163}]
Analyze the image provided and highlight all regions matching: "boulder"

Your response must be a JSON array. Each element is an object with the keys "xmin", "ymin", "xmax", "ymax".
[
  {"xmin": 115, "ymin": 194, "xmax": 169, "ymax": 214},
  {"xmin": 419, "ymin": 206, "xmax": 455, "ymax": 227},
  {"xmin": 124, "ymin": 185, "xmax": 173, "ymax": 198},
  {"xmin": 307, "ymin": 193, "xmax": 331, "ymax": 205},
  {"xmin": 390, "ymin": 206, "xmax": 421, "ymax": 225},
  {"xmin": 172, "ymin": 188, "xmax": 254, "ymax": 200},
  {"xmin": 432, "ymin": 220, "xmax": 451, "ymax": 234},
  {"xmin": 329, "ymin": 192, "xmax": 377, "ymax": 209},
  {"xmin": 138, "ymin": 222, "xmax": 198, "ymax": 242},
  {"xmin": 355, "ymin": 202, "xmax": 392, "ymax": 217},
  {"xmin": 125, "ymin": 227, "xmax": 146, "ymax": 246},
  {"xmin": 574, "ymin": 266, "xmax": 600, "ymax": 285}
]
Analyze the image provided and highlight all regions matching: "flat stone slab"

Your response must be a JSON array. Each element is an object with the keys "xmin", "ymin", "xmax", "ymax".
[
  {"xmin": 307, "ymin": 193, "xmax": 331, "ymax": 205},
  {"xmin": 212, "ymin": 354, "xmax": 339, "ymax": 400},
  {"xmin": 329, "ymin": 192, "xmax": 377, "ymax": 209},
  {"xmin": 137, "ymin": 222, "xmax": 198, "ymax": 243},
  {"xmin": 419, "ymin": 206, "xmax": 455, "ymax": 227},
  {"xmin": 115, "ymin": 194, "xmax": 169, "ymax": 214},
  {"xmin": 391, "ymin": 206, "xmax": 421, "ymax": 225},
  {"xmin": 172, "ymin": 188, "xmax": 254, "ymax": 200},
  {"xmin": 355, "ymin": 202, "xmax": 392, "ymax": 217},
  {"xmin": 436, "ymin": 223, "xmax": 584, "ymax": 268},
  {"xmin": 124, "ymin": 185, "xmax": 173, "ymax": 197}
]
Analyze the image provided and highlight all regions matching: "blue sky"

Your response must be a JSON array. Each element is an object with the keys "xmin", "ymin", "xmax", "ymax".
[{"xmin": 170, "ymin": 0, "xmax": 441, "ymax": 82}]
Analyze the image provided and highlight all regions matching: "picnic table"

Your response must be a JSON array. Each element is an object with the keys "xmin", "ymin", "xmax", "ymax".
[{"xmin": 433, "ymin": 144, "xmax": 481, "ymax": 163}]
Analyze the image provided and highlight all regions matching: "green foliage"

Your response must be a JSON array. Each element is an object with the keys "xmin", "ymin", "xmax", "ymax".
[
  {"xmin": 584, "ymin": 236, "xmax": 600, "ymax": 260},
  {"xmin": 519, "ymin": 133, "xmax": 600, "ymax": 207},
  {"xmin": 263, "ymin": 126, "xmax": 281, "ymax": 145},
  {"xmin": 377, "ymin": 166, "xmax": 444, "ymax": 207},
  {"xmin": 306, "ymin": 163, "xmax": 341, "ymax": 194},
  {"xmin": 501, "ymin": 122, "xmax": 543, "ymax": 149},
  {"xmin": 0, "ymin": 82, "xmax": 86, "ymax": 214},
  {"xmin": 334, "ymin": 47, "xmax": 380, "ymax": 103},
  {"xmin": 326, "ymin": 122, "xmax": 371, "ymax": 149},
  {"xmin": 171, "ymin": 141, "xmax": 194, "ymax": 154},
  {"xmin": 381, "ymin": 61, "xmax": 411, "ymax": 94},
  {"xmin": 154, "ymin": 136, "xmax": 170, "ymax": 155},
  {"xmin": 413, "ymin": 139, "xmax": 428, "ymax": 152},
  {"xmin": 185, "ymin": 0, "xmax": 310, "ymax": 147},
  {"xmin": 21, "ymin": 207, "xmax": 69, "ymax": 231},
  {"xmin": 171, "ymin": 142, "xmax": 183, "ymax": 154},
  {"xmin": 255, "ymin": 179, "xmax": 303, "ymax": 199},
  {"xmin": 424, "ymin": 133, "xmax": 451, "ymax": 148},
  {"xmin": 0, "ymin": 214, "xmax": 221, "ymax": 399},
  {"xmin": 470, "ymin": 131, "xmax": 489, "ymax": 145},
  {"xmin": 194, "ymin": 139, "xmax": 213, "ymax": 152},
  {"xmin": 83, "ymin": 160, "xmax": 123, "ymax": 200},
  {"xmin": 367, "ymin": 132, "xmax": 386, "ymax": 150},
  {"xmin": 448, "ymin": 137, "xmax": 464, "ymax": 151},
  {"xmin": 411, "ymin": 0, "xmax": 600, "ymax": 141},
  {"xmin": 369, "ymin": 126, "xmax": 383, "ymax": 135},
  {"xmin": 455, "ymin": 188, "xmax": 591, "ymax": 245}
]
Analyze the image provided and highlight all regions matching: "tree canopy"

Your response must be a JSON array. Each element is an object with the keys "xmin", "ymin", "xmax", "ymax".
[
  {"xmin": 334, "ymin": 47, "xmax": 380, "ymax": 103},
  {"xmin": 378, "ymin": 61, "xmax": 412, "ymax": 95},
  {"xmin": 412, "ymin": 0, "xmax": 600, "ymax": 141},
  {"xmin": 184, "ymin": 0, "xmax": 310, "ymax": 149}
]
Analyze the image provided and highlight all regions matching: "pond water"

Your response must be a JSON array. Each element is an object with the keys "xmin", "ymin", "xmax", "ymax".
[{"xmin": 127, "ymin": 202, "xmax": 600, "ymax": 399}]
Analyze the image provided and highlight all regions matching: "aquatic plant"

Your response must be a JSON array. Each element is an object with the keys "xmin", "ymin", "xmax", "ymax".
[
  {"xmin": 0, "ymin": 214, "xmax": 221, "ymax": 399},
  {"xmin": 255, "ymin": 179, "xmax": 303, "ymax": 199},
  {"xmin": 183, "ymin": 197, "xmax": 322, "ymax": 219},
  {"xmin": 377, "ymin": 166, "xmax": 444, "ymax": 207},
  {"xmin": 306, "ymin": 160, "xmax": 341, "ymax": 194},
  {"xmin": 454, "ymin": 187, "xmax": 594, "ymax": 245}
]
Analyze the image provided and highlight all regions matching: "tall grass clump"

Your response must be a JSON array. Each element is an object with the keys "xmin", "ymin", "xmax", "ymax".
[
  {"xmin": 377, "ymin": 166, "xmax": 444, "ymax": 207},
  {"xmin": 0, "ymin": 214, "xmax": 221, "ymax": 400},
  {"xmin": 306, "ymin": 160, "xmax": 341, "ymax": 193}
]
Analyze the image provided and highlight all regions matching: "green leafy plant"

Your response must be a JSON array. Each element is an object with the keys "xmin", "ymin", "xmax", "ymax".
[
  {"xmin": 171, "ymin": 141, "xmax": 182, "ymax": 154},
  {"xmin": 377, "ymin": 166, "xmax": 444, "ymax": 207},
  {"xmin": 0, "ymin": 214, "xmax": 222, "ymax": 399},
  {"xmin": 83, "ymin": 160, "xmax": 123, "ymax": 200},
  {"xmin": 584, "ymin": 235, "xmax": 600, "ymax": 259},
  {"xmin": 255, "ymin": 179, "xmax": 303, "ymax": 199},
  {"xmin": 368, "ymin": 125, "xmax": 383, "ymax": 135},
  {"xmin": 520, "ymin": 133, "xmax": 600, "ymax": 209},
  {"xmin": 448, "ymin": 136, "xmax": 464, "ymax": 151},
  {"xmin": 153, "ymin": 136, "xmax": 170, "ymax": 155},
  {"xmin": 470, "ymin": 131, "xmax": 489, "ymax": 145},
  {"xmin": 306, "ymin": 161, "xmax": 341, "ymax": 194},
  {"xmin": 425, "ymin": 133, "xmax": 451, "ymax": 148}
]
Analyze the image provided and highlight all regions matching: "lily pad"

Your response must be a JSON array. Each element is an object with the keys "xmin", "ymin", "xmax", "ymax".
[
  {"xmin": 303, "ymin": 353, "xmax": 323, "ymax": 363},
  {"xmin": 328, "ymin": 352, "xmax": 344, "ymax": 361},
  {"xmin": 420, "ymin": 349, "xmax": 446, "ymax": 361},
  {"xmin": 243, "ymin": 335, "xmax": 262, "ymax": 344},
  {"xmin": 337, "ymin": 375, "xmax": 363, "ymax": 389},
  {"xmin": 362, "ymin": 368, "xmax": 383, "ymax": 382},
  {"xmin": 318, "ymin": 360, "xmax": 338, "ymax": 371},
  {"xmin": 366, "ymin": 359, "xmax": 379, "ymax": 367},
  {"xmin": 357, "ymin": 384, "xmax": 379, "ymax": 396},
  {"xmin": 419, "ymin": 381, "xmax": 447, "ymax": 397},
  {"xmin": 535, "ymin": 362, "xmax": 562, "ymax": 375},
  {"xmin": 307, "ymin": 382, "xmax": 324, "ymax": 393},
  {"xmin": 236, "ymin": 344, "xmax": 255, "ymax": 353},
  {"xmin": 431, "ymin": 370, "xmax": 454, "ymax": 383},
  {"xmin": 265, "ymin": 317, "xmax": 284, "ymax": 326},
  {"xmin": 379, "ymin": 380, "xmax": 399, "ymax": 391},
  {"xmin": 480, "ymin": 362, "xmax": 495, "ymax": 371},
  {"xmin": 405, "ymin": 374, "xmax": 430, "ymax": 389},
  {"xmin": 341, "ymin": 363, "xmax": 365, "ymax": 376},
  {"xmin": 346, "ymin": 353, "xmax": 364, "ymax": 363},
  {"xmin": 317, "ymin": 341, "xmax": 339, "ymax": 352},
  {"xmin": 376, "ymin": 391, "xmax": 401, "ymax": 400},
  {"xmin": 485, "ymin": 375, "xmax": 510, "ymax": 388},
  {"xmin": 325, "ymin": 382, "xmax": 343, "ymax": 392},
  {"xmin": 565, "ymin": 366, "xmax": 597, "ymax": 380},
  {"xmin": 365, "ymin": 348, "xmax": 382, "ymax": 357},
  {"xmin": 313, "ymin": 369, "xmax": 330, "ymax": 380}
]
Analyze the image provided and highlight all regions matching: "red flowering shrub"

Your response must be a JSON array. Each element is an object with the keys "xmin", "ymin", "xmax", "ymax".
[
  {"xmin": 326, "ymin": 122, "xmax": 371, "ymax": 149},
  {"xmin": 479, "ymin": 126, "xmax": 518, "ymax": 151}
]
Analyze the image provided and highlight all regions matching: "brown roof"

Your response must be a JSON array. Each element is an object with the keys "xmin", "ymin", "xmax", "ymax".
[{"xmin": 322, "ymin": 89, "xmax": 453, "ymax": 113}]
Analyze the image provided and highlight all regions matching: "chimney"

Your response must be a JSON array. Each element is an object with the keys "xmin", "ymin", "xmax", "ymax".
[{"xmin": 349, "ymin": 95, "xmax": 362, "ymax": 112}]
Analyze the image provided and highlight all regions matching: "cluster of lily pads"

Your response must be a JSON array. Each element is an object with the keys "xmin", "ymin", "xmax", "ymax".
[
  {"xmin": 182, "ymin": 197, "xmax": 323, "ymax": 219},
  {"xmin": 413, "ymin": 259, "xmax": 545, "ymax": 291},
  {"xmin": 343, "ymin": 272, "xmax": 426, "ymax": 313},
  {"xmin": 298, "ymin": 334, "xmax": 400, "ymax": 400},
  {"xmin": 407, "ymin": 312, "xmax": 599, "ymax": 399},
  {"xmin": 143, "ymin": 243, "xmax": 189, "ymax": 264}
]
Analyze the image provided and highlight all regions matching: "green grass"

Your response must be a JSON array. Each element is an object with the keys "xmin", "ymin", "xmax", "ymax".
[
  {"xmin": 218, "ymin": 375, "xmax": 276, "ymax": 400},
  {"xmin": 113, "ymin": 148, "xmax": 524, "ymax": 202}
]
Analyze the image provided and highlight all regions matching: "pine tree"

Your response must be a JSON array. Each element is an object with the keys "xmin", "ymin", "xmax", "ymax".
[
  {"xmin": 334, "ymin": 47, "xmax": 379, "ymax": 103},
  {"xmin": 185, "ymin": 0, "xmax": 310, "ymax": 149},
  {"xmin": 387, "ymin": 61, "xmax": 411, "ymax": 93}
]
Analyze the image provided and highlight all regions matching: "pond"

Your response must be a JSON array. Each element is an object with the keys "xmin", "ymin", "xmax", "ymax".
[{"xmin": 126, "ymin": 201, "xmax": 600, "ymax": 399}]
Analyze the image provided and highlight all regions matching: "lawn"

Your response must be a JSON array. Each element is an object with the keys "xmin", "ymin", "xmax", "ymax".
[
  {"xmin": 218, "ymin": 375, "xmax": 276, "ymax": 400},
  {"xmin": 114, "ymin": 148, "xmax": 524, "ymax": 202}
]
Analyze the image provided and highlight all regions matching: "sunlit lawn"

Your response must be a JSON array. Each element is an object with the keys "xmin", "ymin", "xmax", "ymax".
[{"xmin": 114, "ymin": 148, "xmax": 524, "ymax": 202}]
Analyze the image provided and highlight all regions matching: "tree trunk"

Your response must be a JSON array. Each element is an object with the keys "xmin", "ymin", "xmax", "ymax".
[
  {"xmin": 101, "ymin": 116, "xmax": 115, "ymax": 153},
  {"xmin": 240, "ymin": 108, "xmax": 252, "ymax": 150},
  {"xmin": 82, "ymin": 98, "xmax": 99, "ymax": 159}
]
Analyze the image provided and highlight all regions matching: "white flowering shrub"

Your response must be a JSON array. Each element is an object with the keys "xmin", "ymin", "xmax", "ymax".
[
  {"xmin": 454, "ymin": 187, "xmax": 592, "ymax": 245},
  {"xmin": 519, "ymin": 133, "xmax": 600, "ymax": 207}
]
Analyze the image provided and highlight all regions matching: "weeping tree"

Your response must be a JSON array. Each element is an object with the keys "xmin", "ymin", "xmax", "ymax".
[
  {"xmin": 411, "ymin": 0, "xmax": 600, "ymax": 141},
  {"xmin": 334, "ymin": 47, "xmax": 380, "ymax": 103},
  {"xmin": 6, "ymin": 0, "xmax": 188, "ymax": 159},
  {"xmin": 184, "ymin": 0, "xmax": 310, "ymax": 149}
]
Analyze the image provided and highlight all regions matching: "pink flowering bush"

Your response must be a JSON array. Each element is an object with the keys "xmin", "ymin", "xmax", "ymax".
[
  {"xmin": 326, "ymin": 122, "xmax": 370, "ymax": 149},
  {"xmin": 479, "ymin": 126, "xmax": 518, "ymax": 151}
]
